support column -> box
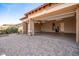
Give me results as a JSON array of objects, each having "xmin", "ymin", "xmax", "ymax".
[
  {"xmin": 76, "ymin": 8, "xmax": 79, "ymax": 43},
  {"xmin": 28, "ymin": 19, "xmax": 34, "ymax": 36},
  {"xmin": 22, "ymin": 22, "xmax": 27, "ymax": 34}
]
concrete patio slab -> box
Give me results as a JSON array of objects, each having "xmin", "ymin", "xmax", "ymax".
[{"xmin": 0, "ymin": 33, "xmax": 79, "ymax": 56}]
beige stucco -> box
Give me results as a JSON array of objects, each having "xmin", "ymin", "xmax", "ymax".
[
  {"xmin": 76, "ymin": 8, "xmax": 79, "ymax": 43},
  {"xmin": 34, "ymin": 16, "xmax": 76, "ymax": 33},
  {"xmin": 28, "ymin": 19, "xmax": 34, "ymax": 35},
  {"xmin": 34, "ymin": 23, "xmax": 41, "ymax": 32},
  {"xmin": 64, "ymin": 16, "xmax": 76, "ymax": 33},
  {"xmin": 22, "ymin": 22, "xmax": 28, "ymax": 34}
]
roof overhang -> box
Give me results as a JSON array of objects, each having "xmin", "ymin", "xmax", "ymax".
[
  {"xmin": 24, "ymin": 3, "xmax": 54, "ymax": 16},
  {"xmin": 35, "ymin": 11, "xmax": 75, "ymax": 21},
  {"xmin": 32, "ymin": 4, "xmax": 78, "ymax": 21},
  {"xmin": 30, "ymin": 4, "xmax": 78, "ymax": 19},
  {"xmin": 20, "ymin": 3, "xmax": 58, "ymax": 20},
  {"xmin": 20, "ymin": 3, "xmax": 78, "ymax": 21}
]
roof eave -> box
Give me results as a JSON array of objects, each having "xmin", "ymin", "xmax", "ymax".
[{"xmin": 24, "ymin": 3, "xmax": 50, "ymax": 16}]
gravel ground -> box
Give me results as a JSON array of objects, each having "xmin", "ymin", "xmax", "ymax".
[{"xmin": 0, "ymin": 33, "xmax": 79, "ymax": 56}]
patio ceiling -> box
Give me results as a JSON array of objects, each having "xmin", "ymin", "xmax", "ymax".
[
  {"xmin": 33, "ymin": 4, "xmax": 78, "ymax": 21},
  {"xmin": 33, "ymin": 11, "xmax": 75, "ymax": 21}
]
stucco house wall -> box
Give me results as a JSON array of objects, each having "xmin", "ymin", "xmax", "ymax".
[
  {"xmin": 64, "ymin": 16, "xmax": 76, "ymax": 33},
  {"xmin": 37, "ymin": 16, "xmax": 76, "ymax": 33},
  {"xmin": 34, "ymin": 23, "xmax": 41, "ymax": 32}
]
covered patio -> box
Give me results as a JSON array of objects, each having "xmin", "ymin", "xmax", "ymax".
[{"xmin": 21, "ymin": 3, "xmax": 78, "ymax": 43}]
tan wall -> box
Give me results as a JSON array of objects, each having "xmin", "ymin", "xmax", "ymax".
[
  {"xmin": 41, "ymin": 21, "xmax": 53, "ymax": 32},
  {"xmin": 22, "ymin": 22, "xmax": 28, "ymax": 34},
  {"xmin": 40, "ymin": 21, "xmax": 61, "ymax": 32},
  {"xmin": 40, "ymin": 16, "xmax": 76, "ymax": 33},
  {"xmin": 34, "ymin": 23, "xmax": 41, "ymax": 32},
  {"xmin": 64, "ymin": 16, "xmax": 76, "ymax": 33}
]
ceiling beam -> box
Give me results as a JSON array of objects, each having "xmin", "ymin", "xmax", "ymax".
[{"xmin": 35, "ymin": 11, "xmax": 75, "ymax": 21}]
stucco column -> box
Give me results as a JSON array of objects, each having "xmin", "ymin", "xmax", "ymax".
[
  {"xmin": 22, "ymin": 22, "xmax": 27, "ymax": 34},
  {"xmin": 76, "ymin": 8, "xmax": 79, "ymax": 43},
  {"xmin": 28, "ymin": 19, "xmax": 34, "ymax": 35}
]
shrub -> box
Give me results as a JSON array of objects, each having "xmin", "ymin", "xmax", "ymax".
[
  {"xmin": 0, "ymin": 29, "xmax": 6, "ymax": 34},
  {"xmin": 6, "ymin": 27, "xmax": 18, "ymax": 34}
]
